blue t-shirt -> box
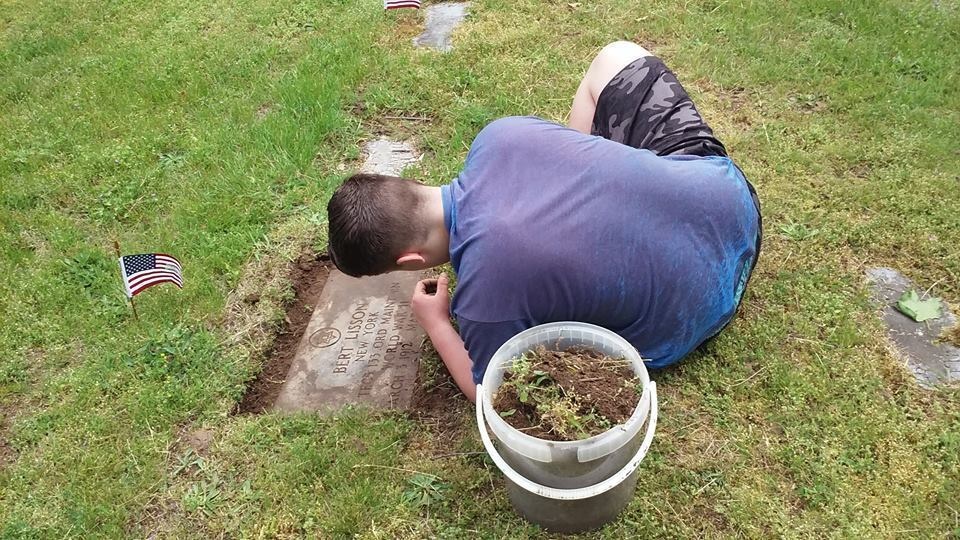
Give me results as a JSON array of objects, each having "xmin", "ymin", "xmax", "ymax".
[{"xmin": 441, "ymin": 117, "xmax": 759, "ymax": 384}]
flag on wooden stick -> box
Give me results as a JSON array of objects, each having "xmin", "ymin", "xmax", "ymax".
[
  {"xmin": 385, "ymin": 0, "xmax": 420, "ymax": 9},
  {"xmin": 119, "ymin": 253, "xmax": 183, "ymax": 298}
]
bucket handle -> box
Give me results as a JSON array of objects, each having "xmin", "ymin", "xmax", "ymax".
[{"xmin": 476, "ymin": 382, "xmax": 657, "ymax": 501}]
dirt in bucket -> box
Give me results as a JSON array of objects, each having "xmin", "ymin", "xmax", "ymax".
[{"xmin": 491, "ymin": 345, "xmax": 641, "ymax": 442}]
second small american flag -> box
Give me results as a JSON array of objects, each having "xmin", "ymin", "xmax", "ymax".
[{"xmin": 384, "ymin": 0, "xmax": 420, "ymax": 9}]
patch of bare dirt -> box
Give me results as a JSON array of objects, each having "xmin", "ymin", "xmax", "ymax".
[
  {"xmin": 234, "ymin": 253, "xmax": 332, "ymax": 414},
  {"xmin": 409, "ymin": 339, "xmax": 469, "ymax": 445},
  {"xmin": 182, "ymin": 428, "xmax": 214, "ymax": 455}
]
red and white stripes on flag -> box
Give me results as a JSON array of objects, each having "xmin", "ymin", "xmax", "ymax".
[
  {"xmin": 119, "ymin": 253, "xmax": 183, "ymax": 298},
  {"xmin": 385, "ymin": 0, "xmax": 420, "ymax": 9}
]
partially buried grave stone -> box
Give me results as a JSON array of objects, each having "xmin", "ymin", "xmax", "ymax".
[
  {"xmin": 273, "ymin": 270, "xmax": 426, "ymax": 412},
  {"xmin": 866, "ymin": 267, "xmax": 960, "ymax": 388},
  {"xmin": 360, "ymin": 137, "xmax": 418, "ymax": 177},
  {"xmin": 413, "ymin": 3, "xmax": 470, "ymax": 52},
  {"xmin": 271, "ymin": 136, "xmax": 427, "ymax": 413}
]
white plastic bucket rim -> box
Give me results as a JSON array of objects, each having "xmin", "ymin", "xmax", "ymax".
[
  {"xmin": 480, "ymin": 322, "xmax": 653, "ymax": 463},
  {"xmin": 476, "ymin": 381, "xmax": 658, "ymax": 501},
  {"xmin": 475, "ymin": 322, "xmax": 659, "ymax": 501}
]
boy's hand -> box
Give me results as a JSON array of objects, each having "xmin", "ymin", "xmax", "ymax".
[{"xmin": 411, "ymin": 273, "xmax": 450, "ymax": 331}]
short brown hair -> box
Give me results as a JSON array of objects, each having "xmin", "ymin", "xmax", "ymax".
[{"xmin": 327, "ymin": 173, "xmax": 426, "ymax": 277}]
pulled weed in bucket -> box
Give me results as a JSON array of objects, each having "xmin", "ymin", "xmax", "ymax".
[{"xmin": 492, "ymin": 345, "xmax": 641, "ymax": 441}]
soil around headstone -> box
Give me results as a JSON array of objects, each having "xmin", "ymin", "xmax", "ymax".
[
  {"xmin": 492, "ymin": 346, "xmax": 641, "ymax": 441},
  {"xmin": 270, "ymin": 270, "xmax": 425, "ymax": 413},
  {"xmin": 411, "ymin": 372, "xmax": 462, "ymax": 421},
  {"xmin": 235, "ymin": 253, "xmax": 331, "ymax": 414},
  {"xmin": 410, "ymin": 340, "xmax": 469, "ymax": 440}
]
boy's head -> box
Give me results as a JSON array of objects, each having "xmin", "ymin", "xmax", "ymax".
[{"xmin": 327, "ymin": 173, "xmax": 430, "ymax": 277}]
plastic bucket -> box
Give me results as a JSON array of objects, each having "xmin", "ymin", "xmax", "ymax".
[{"xmin": 476, "ymin": 322, "xmax": 658, "ymax": 533}]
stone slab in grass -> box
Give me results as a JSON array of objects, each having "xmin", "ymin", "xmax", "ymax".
[
  {"xmin": 273, "ymin": 270, "xmax": 426, "ymax": 413},
  {"xmin": 360, "ymin": 137, "xmax": 419, "ymax": 177},
  {"xmin": 866, "ymin": 267, "xmax": 960, "ymax": 388},
  {"xmin": 413, "ymin": 2, "xmax": 470, "ymax": 52}
]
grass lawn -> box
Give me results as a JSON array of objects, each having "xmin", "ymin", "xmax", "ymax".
[{"xmin": 2, "ymin": 0, "xmax": 959, "ymax": 537}]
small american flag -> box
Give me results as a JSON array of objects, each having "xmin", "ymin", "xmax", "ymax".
[
  {"xmin": 385, "ymin": 0, "xmax": 420, "ymax": 9},
  {"xmin": 119, "ymin": 253, "xmax": 183, "ymax": 298}
]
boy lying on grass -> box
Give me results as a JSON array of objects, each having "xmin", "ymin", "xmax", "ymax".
[{"xmin": 327, "ymin": 41, "xmax": 762, "ymax": 402}]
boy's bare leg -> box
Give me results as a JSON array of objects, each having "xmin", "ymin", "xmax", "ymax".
[{"xmin": 568, "ymin": 41, "xmax": 653, "ymax": 134}]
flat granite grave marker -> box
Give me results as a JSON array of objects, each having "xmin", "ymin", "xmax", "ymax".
[
  {"xmin": 273, "ymin": 270, "xmax": 426, "ymax": 413},
  {"xmin": 413, "ymin": 2, "xmax": 470, "ymax": 52},
  {"xmin": 866, "ymin": 267, "xmax": 960, "ymax": 388},
  {"xmin": 272, "ymin": 126, "xmax": 429, "ymax": 413},
  {"xmin": 360, "ymin": 137, "xmax": 418, "ymax": 176}
]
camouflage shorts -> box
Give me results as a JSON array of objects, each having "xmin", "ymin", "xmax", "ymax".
[{"xmin": 591, "ymin": 55, "xmax": 727, "ymax": 157}]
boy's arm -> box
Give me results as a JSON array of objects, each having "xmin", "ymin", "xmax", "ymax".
[
  {"xmin": 422, "ymin": 317, "xmax": 476, "ymax": 403},
  {"xmin": 411, "ymin": 274, "xmax": 476, "ymax": 402}
]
